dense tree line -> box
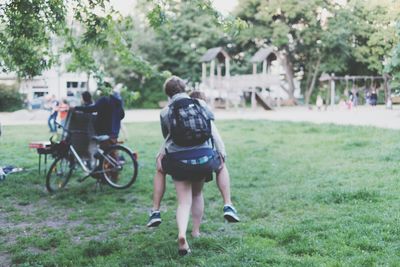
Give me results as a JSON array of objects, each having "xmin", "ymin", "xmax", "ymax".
[{"xmin": 0, "ymin": 0, "xmax": 398, "ymax": 108}]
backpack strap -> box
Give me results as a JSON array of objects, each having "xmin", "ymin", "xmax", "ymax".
[{"xmin": 164, "ymin": 134, "xmax": 170, "ymax": 155}]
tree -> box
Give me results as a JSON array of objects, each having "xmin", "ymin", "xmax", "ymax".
[
  {"xmin": 336, "ymin": 1, "xmax": 398, "ymax": 76},
  {"xmin": 64, "ymin": 6, "xmax": 155, "ymax": 93},
  {"xmin": 386, "ymin": 22, "xmax": 400, "ymax": 91},
  {"xmin": 0, "ymin": 0, "xmax": 124, "ymax": 78},
  {"xmin": 0, "ymin": 0, "xmax": 66, "ymax": 77},
  {"xmin": 143, "ymin": 0, "xmax": 247, "ymax": 83},
  {"xmin": 95, "ymin": 0, "xmax": 246, "ymax": 107},
  {"xmin": 0, "ymin": 0, "xmax": 245, "ymax": 106},
  {"xmin": 236, "ymin": 0, "xmax": 331, "ymax": 102},
  {"xmin": 235, "ymin": 0, "xmax": 398, "ymax": 104},
  {"xmin": 151, "ymin": 1, "xmax": 228, "ymax": 83}
]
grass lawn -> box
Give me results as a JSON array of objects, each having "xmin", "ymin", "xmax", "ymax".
[{"xmin": 1, "ymin": 120, "xmax": 400, "ymax": 266}]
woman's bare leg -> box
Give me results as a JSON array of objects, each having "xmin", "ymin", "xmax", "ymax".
[
  {"xmin": 174, "ymin": 180, "xmax": 192, "ymax": 251},
  {"xmin": 191, "ymin": 179, "xmax": 205, "ymax": 237}
]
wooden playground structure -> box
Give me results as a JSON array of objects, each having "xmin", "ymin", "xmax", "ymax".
[
  {"xmin": 198, "ymin": 47, "xmax": 392, "ymax": 110},
  {"xmin": 198, "ymin": 47, "xmax": 301, "ymax": 110}
]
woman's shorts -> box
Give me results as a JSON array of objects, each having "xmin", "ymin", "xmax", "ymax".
[{"xmin": 162, "ymin": 151, "xmax": 222, "ymax": 182}]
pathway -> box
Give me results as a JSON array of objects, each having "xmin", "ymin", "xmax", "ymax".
[{"xmin": 1, "ymin": 105, "xmax": 400, "ymax": 130}]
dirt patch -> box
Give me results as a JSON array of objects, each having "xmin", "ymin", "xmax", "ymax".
[{"xmin": 2, "ymin": 198, "xmax": 84, "ymax": 229}]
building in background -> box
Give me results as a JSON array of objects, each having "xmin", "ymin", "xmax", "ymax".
[
  {"xmin": 0, "ymin": 65, "xmax": 98, "ymax": 109},
  {"xmin": 19, "ymin": 69, "xmax": 97, "ymax": 102}
]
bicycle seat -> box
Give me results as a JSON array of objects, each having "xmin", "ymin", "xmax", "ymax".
[{"xmin": 92, "ymin": 135, "xmax": 110, "ymax": 142}]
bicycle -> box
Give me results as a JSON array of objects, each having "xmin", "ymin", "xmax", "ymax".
[{"xmin": 46, "ymin": 122, "xmax": 138, "ymax": 193}]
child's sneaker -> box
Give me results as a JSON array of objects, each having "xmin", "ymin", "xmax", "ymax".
[
  {"xmin": 147, "ymin": 210, "xmax": 162, "ymax": 227},
  {"xmin": 223, "ymin": 205, "xmax": 240, "ymax": 223}
]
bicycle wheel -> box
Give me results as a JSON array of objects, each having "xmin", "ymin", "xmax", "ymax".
[
  {"xmin": 100, "ymin": 145, "xmax": 138, "ymax": 189},
  {"xmin": 46, "ymin": 157, "xmax": 74, "ymax": 193}
]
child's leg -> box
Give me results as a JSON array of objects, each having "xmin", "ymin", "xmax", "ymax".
[
  {"xmin": 216, "ymin": 164, "xmax": 232, "ymax": 206},
  {"xmin": 152, "ymin": 169, "xmax": 166, "ymax": 211}
]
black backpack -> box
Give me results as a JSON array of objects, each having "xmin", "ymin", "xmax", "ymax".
[{"xmin": 168, "ymin": 98, "xmax": 212, "ymax": 147}]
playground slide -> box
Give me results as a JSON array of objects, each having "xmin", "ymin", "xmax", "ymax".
[{"xmin": 255, "ymin": 92, "xmax": 273, "ymax": 110}]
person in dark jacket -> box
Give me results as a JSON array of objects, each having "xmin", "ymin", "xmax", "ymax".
[
  {"xmin": 74, "ymin": 85, "xmax": 125, "ymax": 181},
  {"xmin": 75, "ymin": 86, "xmax": 125, "ymax": 139}
]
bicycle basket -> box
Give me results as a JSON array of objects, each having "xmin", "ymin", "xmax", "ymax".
[{"xmin": 50, "ymin": 140, "xmax": 69, "ymax": 158}]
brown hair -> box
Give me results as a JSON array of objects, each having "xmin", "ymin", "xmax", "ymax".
[
  {"xmin": 189, "ymin": 91, "xmax": 206, "ymax": 101},
  {"xmin": 163, "ymin": 76, "xmax": 186, "ymax": 97}
]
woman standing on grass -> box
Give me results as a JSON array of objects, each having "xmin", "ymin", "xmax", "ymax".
[{"xmin": 156, "ymin": 76, "xmax": 224, "ymax": 256}]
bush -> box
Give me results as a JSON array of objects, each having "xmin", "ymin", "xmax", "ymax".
[
  {"xmin": 136, "ymin": 76, "xmax": 166, "ymax": 108},
  {"xmin": 117, "ymin": 71, "xmax": 169, "ymax": 109},
  {"xmin": 120, "ymin": 87, "xmax": 140, "ymax": 109},
  {"xmin": 0, "ymin": 84, "xmax": 24, "ymax": 111}
]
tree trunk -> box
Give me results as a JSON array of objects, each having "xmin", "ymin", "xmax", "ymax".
[
  {"xmin": 304, "ymin": 63, "xmax": 313, "ymax": 104},
  {"xmin": 86, "ymin": 72, "xmax": 90, "ymax": 92},
  {"xmin": 305, "ymin": 57, "xmax": 321, "ymax": 106},
  {"xmin": 281, "ymin": 51, "xmax": 296, "ymax": 102}
]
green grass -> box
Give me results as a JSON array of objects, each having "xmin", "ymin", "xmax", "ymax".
[{"xmin": 1, "ymin": 120, "xmax": 400, "ymax": 266}]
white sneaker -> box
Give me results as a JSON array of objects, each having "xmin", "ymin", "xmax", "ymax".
[{"xmin": 223, "ymin": 205, "xmax": 240, "ymax": 222}]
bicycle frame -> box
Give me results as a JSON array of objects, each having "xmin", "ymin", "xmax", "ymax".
[
  {"xmin": 54, "ymin": 121, "xmax": 122, "ymax": 178},
  {"xmin": 54, "ymin": 121, "xmax": 98, "ymax": 174},
  {"xmin": 69, "ymin": 141, "xmax": 123, "ymax": 176},
  {"xmin": 46, "ymin": 119, "xmax": 138, "ymax": 192},
  {"xmin": 68, "ymin": 144, "xmax": 99, "ymax": 174}
]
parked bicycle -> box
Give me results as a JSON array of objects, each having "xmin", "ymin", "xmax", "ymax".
[{"xmin": 46, "ymin": 123, "xmax": 138, "ymax": 193}]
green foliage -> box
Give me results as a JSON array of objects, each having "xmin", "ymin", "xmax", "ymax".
[
  {"xmin": 146, "ymin": 3, "xmax": 166, "ymax": 28},
  {"xmin": 147, "ymin": 0, "xmax": 247, "ymax": 36},
  {"xmin": 135, "ymin": 73, "xmax": 168, "ymax": 108},
  {"xmin": 386, "ymin": 21, "xmax": 400, "ymax": 89},
  {"xmin": 120, "ymin": 87, "xmax": 140, "ymax": 108},
  {"xmin": 342, "ymin": 1, "xmax": 398, "ymax": 75},
  {"xmin": 64, "ymin": 2, "xmax": 120, "ymax": 90},
  {"xmin": 0, "ymin": 84, "xmax": 24, "ymax": 111},
  {"xmin": 95, "ymin": 15, "xmax": 168, "ymax": 108},
  {"xmin": 148, "ymin": 1, "xmax": 229, "ymax": 83},
  {"xmin": 99, "ymin": 1, "xmax": 237, "ymax": 107},
  {"xmin": 0, "ymin": 0, "xmax": 117, "ymax": 78},
  {"xmin": 138, "ymin": 0, "xmax": 248, "ymax": 95},
  {"xmin": 235, "ymin": 0, "xmax": 398, "ymax": 103},
  {"xmin": 236, "ymin": 0, "xmax": 332, "ymax": 99},
  {"xmin": 0, "ymin": 0, "xmax": 66, "ymax": 77},
  {"xmin": 0, "ymin": 0, "xmax": 155, "ymax": 82},
  {"xmin": 0, "ymin": 0, "xmax": 244, "ymax": 106},
  {"xmin": 3, "ymin": 0, "xmax": 397, "ymax": 106}
]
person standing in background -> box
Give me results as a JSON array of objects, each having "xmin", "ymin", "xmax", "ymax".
[
  {"xmin": 316, "ymin": 95, "xmax": 323, "ymax": 111},
  {"xmin": 47, "ymin": 95, "xmax": 59, "ymax": 132},
  {"xmin": 81, "ymin": 91, "xmax": 93, "ymax": 106},
  {"xmin": 74, "ymin": 83, "xmax": 125, "ymax": 140},
  {"xmin": 57, "ymin": 99, "xmax": 70, "ymax": 127}
]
